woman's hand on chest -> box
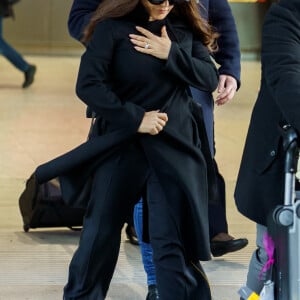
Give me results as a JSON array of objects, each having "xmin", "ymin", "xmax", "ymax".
[{"xmin": 129, "ymin": 26, "xmax": 171, "ymax": 60}]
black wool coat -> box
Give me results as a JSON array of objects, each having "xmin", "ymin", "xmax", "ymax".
[
  {"xmin": 36, "ymin": 7, "xmax": 219, "ymax": 261},
  {"xmin": 235, "ymin": 0, "xmax": 300, "ymax": 226}
]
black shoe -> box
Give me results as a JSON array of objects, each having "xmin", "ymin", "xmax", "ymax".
[
  {"xmin": 22, "ymin": 65, "xmax": 36, "ymax": 88},
  {"xmin": 146, "ymin": 285, "xmax": 159, "ymax": 300},
  {"xmin": 125, "ymin": 224, "xmax": 139, "ymax": 245},
  {"xmin": 210, "ymin": 238, "xmax": 248, "ymax": 257}
]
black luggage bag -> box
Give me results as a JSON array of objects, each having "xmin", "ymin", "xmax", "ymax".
[
  {"xmin": 19, "ymin": 173, "xmax": 86, "ymax": 232},
  {"xmin": 267, "ymin": 125, "xmax": 300, "ymax": 300}
]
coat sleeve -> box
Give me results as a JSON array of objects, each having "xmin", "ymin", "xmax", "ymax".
[
  {"xmin": 208, "ymin": 0, "xmax": 241, "ymax": 88},
  {"xmin": 164, "ymin": 37, "xmax": 219, "ymax": 93},
  {"xmin": 76, "ymin": 20, "xmax": 145, "ymax": 131},
  {"xmin": 262, "ymin": 4, "xmax": 300, "ymax": 132},
  {"xmin": 68, "ymin": 0, "xmax": 100, "ymax": 41}
]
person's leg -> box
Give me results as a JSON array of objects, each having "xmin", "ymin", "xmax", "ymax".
[
  {"xmin": 245, "ymin": 224, "xmax": 268, "ymax": 295},
  {"xmin": 209, "ymin": 160, "xmax": 248, "ymax": 256},
  {"xmin": 0, "ymin": 16, "xmax": 29, "ymax": 72},
  {"xmin": 63, "ymin": 159, "xmax": 124, "ymax": 299},
  {"xmin": 64, "ymin": 144, "xmax": 149, "ymax": 299},
  {"xmin": 133, "ymin": 199, "xmax": 158, "ymax": 300},
  {"xmin": 208, "ymin": 165, "xmax": 228, "ymax": 238},
  {"xmin": 0, "ymin": 16, "xmax": 36, "ymax": 88},
  {"xmin": 147, "ymin": 173, "xmax": 211, "ymax": 300},
  {"xmin": 133, "ymin": 199, "xmax": 157, "ymax": 287},
  {"xmin": 190, "ymin": 87, "xmax": 248, "ymax": 255}
]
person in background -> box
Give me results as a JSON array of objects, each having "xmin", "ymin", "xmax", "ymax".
[
  {"xmin": 0, "ymin": 0, "xmax": 36, "ymax": 88},
  {"xmin": 235, "ymin": 0, "xmax": 300, "ymax": 296},
  {"xmin": 36, "ymin": 0, "xmax": 220, "ymax": 299},
  {"xmin": 68, "ymin": 0, "xmax": 248, "ymax": 299},
  {"xmin": 192, "ymin": 0, "xmax": 247, "ymax": 257}
]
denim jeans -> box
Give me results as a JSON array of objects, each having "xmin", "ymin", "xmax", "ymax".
[
  {"xmin": 133, "ymin": 198, "xmax": 156, "ymax": 286},
  {"xmin": 0, "ymin": 16, "xmax": 29, "ymax": 72}
]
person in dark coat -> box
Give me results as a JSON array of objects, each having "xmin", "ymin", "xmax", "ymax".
[
  {"xmin": 67, "ymin": 0, "xmax": 247, "ymax": 299},
  {"xmin": 36, "ymin": 0, "xmax": 220, "ymax": 299},
  {"xmin": 67, "ymin": 0, "xmax": 248, "ymax": 255},
  {"xmin": 0, "ymin": 0, "xmax": 36, "ymax": 88},
  {"xmin": 235, "ymin": 0, "xmax": 300, "ymax": 295},
  {"xmin": 194, "ymin": 0, "xmax": 247, "ymax": 258}
]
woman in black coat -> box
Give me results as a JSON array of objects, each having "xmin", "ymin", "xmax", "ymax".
[
  {"xmin": 36, "ymin": 0, "xmax": 219, "ymax": 298},
  {"xmin": 235, "ymin": 0, "xmax": 300, "ymax": 295}
]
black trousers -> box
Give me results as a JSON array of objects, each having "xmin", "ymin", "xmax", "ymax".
[
  {"xmin": 208, "ymin": 164, "xmax": 228, "ymax": 238},
  {"xmin": 63, "ymin": 142, "xmax": 211, "ymax": 300}
]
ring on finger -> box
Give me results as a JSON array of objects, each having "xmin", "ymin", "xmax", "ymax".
[{"xmin": 145, "ymin": 42, "xmax": 150, "ymax": 49}]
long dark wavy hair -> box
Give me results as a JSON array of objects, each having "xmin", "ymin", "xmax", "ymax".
[{"xmin": 82, "ymin": 0, "xmax": 219, "ymax": 52}]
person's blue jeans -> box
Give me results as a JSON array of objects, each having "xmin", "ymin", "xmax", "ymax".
[
  {"xmin": 133, "ymin": 198, "xmax": 156, "ymax": 286},
  {"xmin": 0, "ymin": 16, "xmax": 30, "ymax": 72}
]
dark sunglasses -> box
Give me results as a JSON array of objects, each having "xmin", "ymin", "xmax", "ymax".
[{"xmin": 148, "ymin": 0, "xmax": 190, "ymax": 5}]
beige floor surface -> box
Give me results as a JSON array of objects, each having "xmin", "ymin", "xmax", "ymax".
[{"xmin": 0, "ymin": 55, "xmax": 261, "ymax": 300}]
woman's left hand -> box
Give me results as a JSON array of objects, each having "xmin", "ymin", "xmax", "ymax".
[{"xmin": 129, "ymin": 26, "xmax": 171, "ymax": 60}]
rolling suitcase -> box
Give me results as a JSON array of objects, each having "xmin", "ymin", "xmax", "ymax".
[
  {"xmin": 18, "ymin": 117, "xmax": 96, "ymax": 233},
  {"xmin": 19, "ymin": 173, "xmax": 86, "ymax": 232},
  {"xmin": 267, "ymin": 125, "xmax": 300, "ymax": 300}
]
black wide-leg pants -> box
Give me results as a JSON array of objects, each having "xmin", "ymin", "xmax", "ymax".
[{"xmin": 63, "ymin": 141, "xmax": 211, "ymax": 300}]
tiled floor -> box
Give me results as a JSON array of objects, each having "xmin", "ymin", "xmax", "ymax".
[{"xmin": 0, "ymin": 55, "xmax": 261, "ymax": 300}]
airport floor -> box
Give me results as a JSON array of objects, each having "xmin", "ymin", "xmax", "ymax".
[{"xmin": 0, "ymin": 55, "xmax": 261, "ymax": 300}]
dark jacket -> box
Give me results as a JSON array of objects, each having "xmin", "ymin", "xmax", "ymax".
[
  {"xmin": 36, "ymin": 6, "xmax": 219, "ymax": 261},
  {"xmin": 68, "ymin": 0, "xmax": 241, "ymax": 85},
  {"xmin": 200, "ymin": 0, "xmax": 240, "ymax": 86},
  {"xmin": 234, "ymin": 0, "xmax": 300, "ymax": 226}
]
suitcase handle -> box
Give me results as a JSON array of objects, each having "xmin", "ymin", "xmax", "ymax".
[
  {"xmin": 281, "ymin": 125, "xmax": 298, "ymax": 174},
  {"xmin": 280, "ymin": 125, "xmax": 299, "ymax": 206}
]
